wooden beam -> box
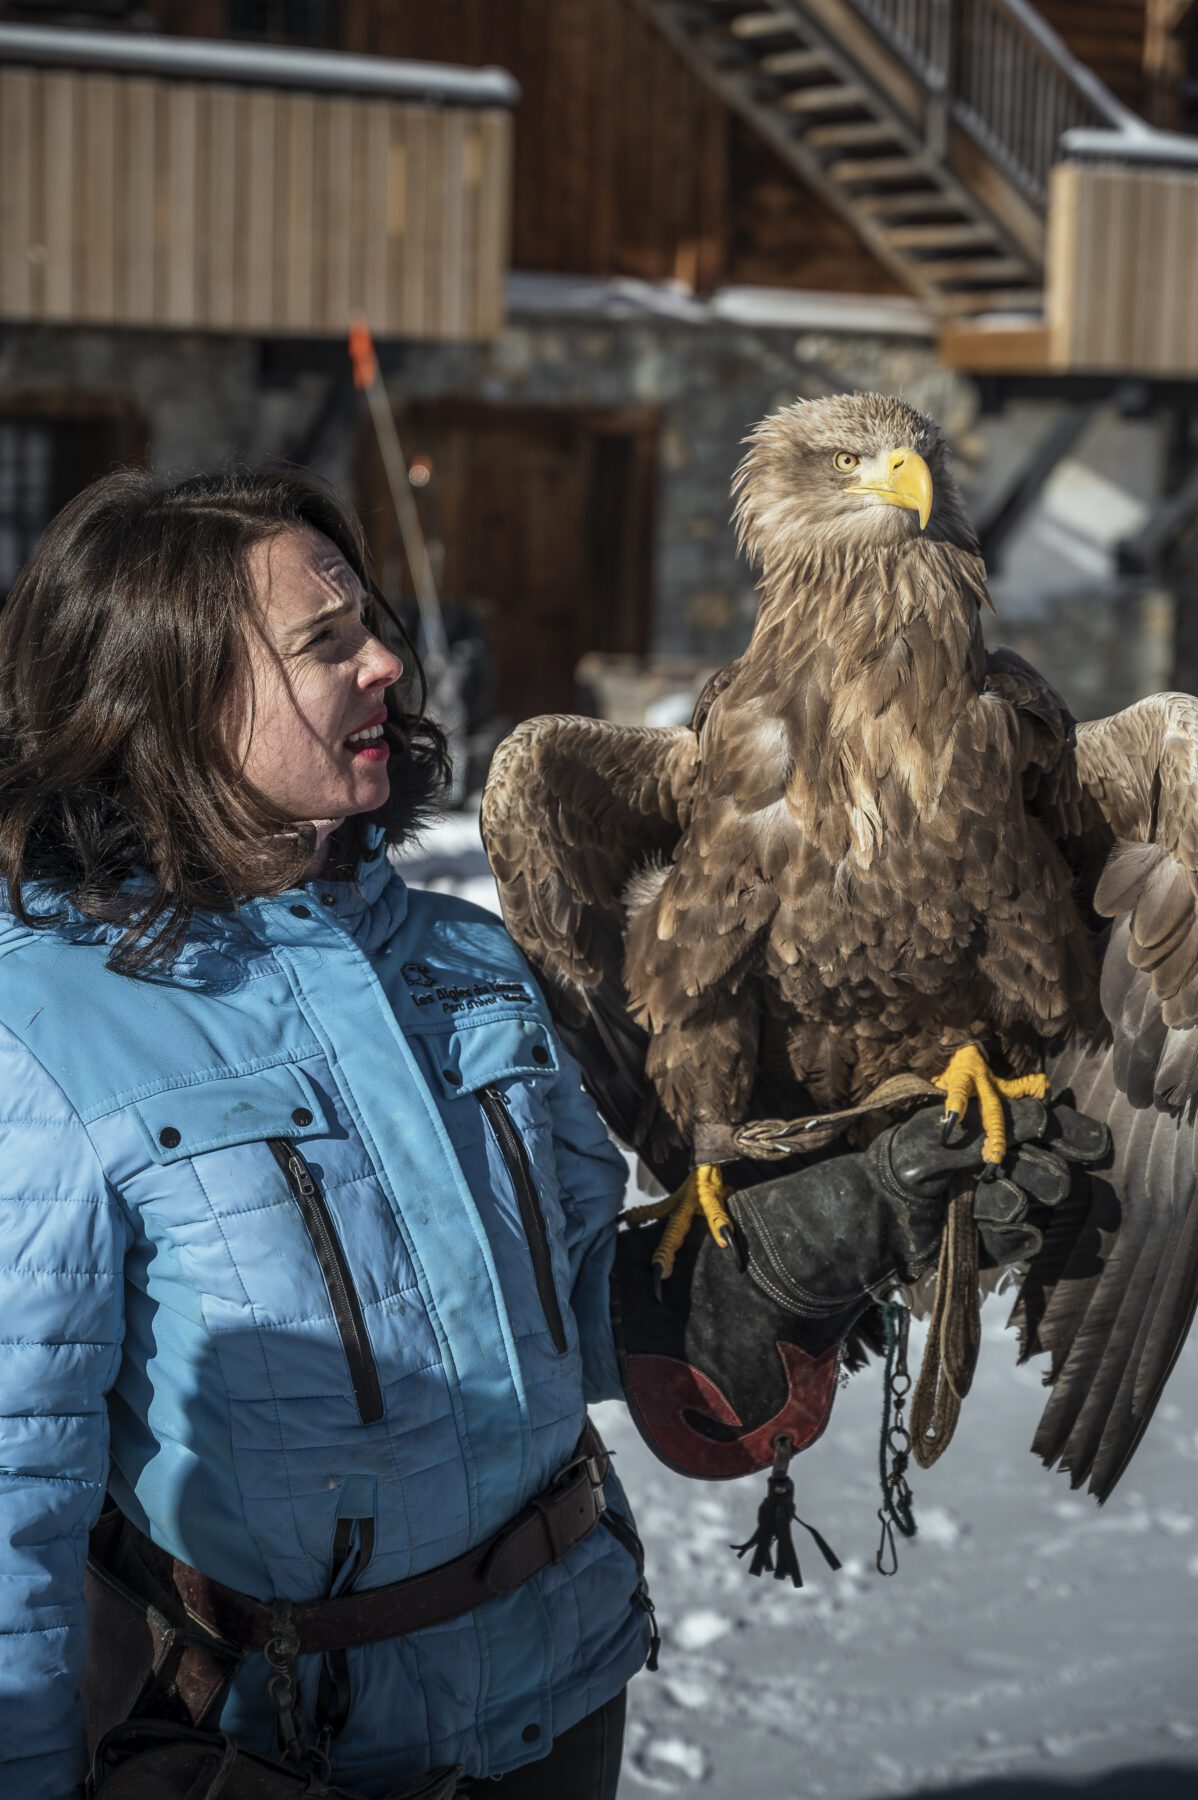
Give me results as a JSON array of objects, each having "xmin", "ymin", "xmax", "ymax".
[{"xmin": 938, "ymin": 319, "xmax": 1052, "ymax": 372}]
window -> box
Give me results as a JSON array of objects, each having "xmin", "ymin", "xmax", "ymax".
[
  {"xmin": 225, "ymin": 0, "xmax": 337, "ymax": 45},
  {"xmin": 2, "ymin": 2, "xmax": 147, "ymax": 19},
  {"xmin": 0, "ymin": 422, "xmax": 54, "ymax": 601},
  {"xmin": 0, "ymin": 401, "xmax": 147, "ymax": 604}
]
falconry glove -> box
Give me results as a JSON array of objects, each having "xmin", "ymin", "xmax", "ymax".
[{"xmin": 612, "ymin": 1095, "xmax": 1111, "ymax": 1486}]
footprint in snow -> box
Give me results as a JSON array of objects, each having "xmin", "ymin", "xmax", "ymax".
[{"xmin": 631, "ymin": 1735, "xmax": 712, "ymax": 1789}]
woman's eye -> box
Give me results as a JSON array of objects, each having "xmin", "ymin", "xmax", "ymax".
[
  {"xmin": 307, "ymin": 612, "xmax": 366, "ymax": 651},
  {"xmin": 834, "ymin": 451, "xmax": 861, "ymax": 474}
]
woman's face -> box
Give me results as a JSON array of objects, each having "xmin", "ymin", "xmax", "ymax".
[{"xmin": 240, "ymin": 527, "xmax": 403, "ymax": 856}]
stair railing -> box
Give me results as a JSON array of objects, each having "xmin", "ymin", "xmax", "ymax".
[{"xmin": 844, "ymin": 0, "xmax": 1135, "ymax": 207}]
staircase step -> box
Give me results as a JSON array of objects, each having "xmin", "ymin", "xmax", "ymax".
[
  {"xmin": 935, "ymin": 288, "xmax": 1045, "ymax": 316},
  {"xmin": 804, "ymin": 119, "xmax": 902, "ymax": 148},
  {"xmin": 855, "ymin": 191, "xmax": 969, "ymax": 217},
  {"xmin": 758, "ymin": 48, "xmax": 830, "ymax": 77},
  {"xmin": 884, "ymin": 221, "xmax": 997, "ymax": 248},
  {"xmin": 828, "ymin": 155, "xmax": 926, "ymax": 182},
  {"xmin": 916, "ymin": 255, "xmax": 1032, "ymax": 282},
  {"xmin": 779, "ymin": 83, "xmax": 868, "ymax": 113},
  {"xmin": 729, "ymin": 10, "xmax": 797, "ymax": 36}
]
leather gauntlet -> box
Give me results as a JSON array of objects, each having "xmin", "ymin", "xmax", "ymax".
[{"xmin": 613, "ymin": 1096, "xmax": 1110, "ymax": 1482}]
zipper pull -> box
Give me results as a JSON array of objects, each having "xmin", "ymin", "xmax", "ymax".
[{"xmin": 286, "ymin": 1151, "xmax": 316, "ymax": 1198}]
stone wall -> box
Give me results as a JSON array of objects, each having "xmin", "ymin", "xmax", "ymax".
[{"xmin": 0, "ymin": 297, "xmax": 1172, "ymax": 724}]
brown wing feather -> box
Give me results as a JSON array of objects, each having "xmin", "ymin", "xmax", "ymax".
[
  {"xmin": 1009, "ymin": 694, "xmax": 1198, "ymax": 1499},
  {"xmin": 481, "ymin": 713, "xmax": 699, "ymax": 1182}
]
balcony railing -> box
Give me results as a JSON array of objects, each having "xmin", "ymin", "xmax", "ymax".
[
  {"xmin": 846, "ymin": 0, "xmax": 1133, "ymax": 205},
  {"xmin": 0, "ymin": 23, "xmax": 518, "ymax": 340}
]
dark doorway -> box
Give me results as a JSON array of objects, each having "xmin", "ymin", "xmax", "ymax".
[{"xmin": 358, "ymin": 401, "xmax": 658, "ymax": 725}]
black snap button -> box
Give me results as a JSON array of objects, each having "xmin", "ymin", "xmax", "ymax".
[
  {"xmin": 291, "ymin": 1107, "xmax": 313, "ymax": 1127},
  {"xmin": 442, "ymin": 1068, "xmax": 462, "ymax": 1088},
  {"xmin": 158, "ymin": 1126, "xmax": 181, "ymax": 1149},
  {"xmin": 290, "ymin": 904, "xmax": 311, "ymax": 919},
  {"xmin": 321, "ymin": 894, "xmax": 336, "ymax": 907},
  {"xmin": 531, "ymin": 1043, "xmax": 550, "ymax": 1065},
  {"xmin": 521, "ymin": 1724, "xmax": 541, "ymax": 1744}
]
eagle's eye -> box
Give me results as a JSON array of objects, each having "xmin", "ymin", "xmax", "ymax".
[{"xmin": 833, "ymin": 451, "xmax": 860, "ymax": 474}]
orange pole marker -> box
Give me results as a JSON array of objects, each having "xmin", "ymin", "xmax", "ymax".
[{"xmin": 348, "ymin": 317, "xmax": 378, "ymax": 391}]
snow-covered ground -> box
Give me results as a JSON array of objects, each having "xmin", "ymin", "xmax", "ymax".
[{"xmin": 395, "ymin": 812, "xmax": 1198, "ymax": 1800}]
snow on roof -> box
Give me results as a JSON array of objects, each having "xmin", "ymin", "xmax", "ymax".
[
  {"xmin": 505, "ymin": 272, "xmax": 934, "ymax": 340},
  {"xmin": 0, "ymin": 22, "xmax": 519, "ymax": 108}
]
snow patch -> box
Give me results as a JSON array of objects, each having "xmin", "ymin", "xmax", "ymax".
[{"xmin": 673, "ymin": 1610, "xmax": 733, "ymax": 1652}]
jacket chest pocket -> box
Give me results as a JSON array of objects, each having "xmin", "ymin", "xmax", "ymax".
[
  {"xmin": 130, "ymin": 1064, "xmax": 386, "ymax": 1425},
  {"xmin": 422, "ymin": 1018, "xmax": 569, "ymax": 1357}
]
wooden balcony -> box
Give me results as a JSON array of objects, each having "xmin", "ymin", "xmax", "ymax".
[
  {"xmin": 941, "ymin": 142, "xmax": 1198, "ymax": 378},
  {"xmin": 0, "ymin": 24, "xmax": 516, "ymax": 341}
]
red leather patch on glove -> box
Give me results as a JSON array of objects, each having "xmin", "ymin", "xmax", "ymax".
[{"xmin": 623, "ymin": 1341, "xmax": 840, "ymax": 1480}]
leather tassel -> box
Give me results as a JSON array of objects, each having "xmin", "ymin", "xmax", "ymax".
[{"xmin": 730, "ymin": 1435, "xmax": 841, "ymax": 1588}]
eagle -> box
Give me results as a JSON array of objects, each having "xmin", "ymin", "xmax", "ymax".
[{"xmin": 481, "ymin": 391, "xmax": 1198, "ymax": 1502}]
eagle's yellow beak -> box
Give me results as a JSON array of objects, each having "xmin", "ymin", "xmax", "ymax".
[{"xmin": 845, "ymin": 447, "xmax": 933, "ymax": 531}]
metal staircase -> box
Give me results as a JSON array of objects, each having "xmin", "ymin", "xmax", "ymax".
[{"xmin": 628, "ymin": 0, "xmax": 1136, "ymax": 315}]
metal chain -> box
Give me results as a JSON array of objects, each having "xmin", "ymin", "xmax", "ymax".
[{"xmin": 877, "ymin": 1298, "xmax": 918, "ymax": 1576}]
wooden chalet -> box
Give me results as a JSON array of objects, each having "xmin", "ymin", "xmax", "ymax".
[{"xmin": 2, "ymin": 1, "xmax": 1198, "ymax": 715}]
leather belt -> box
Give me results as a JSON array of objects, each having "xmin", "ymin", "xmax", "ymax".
[{"xmin": 121, "ymin": 1420, "xmax": 610, "ymax": 1657}]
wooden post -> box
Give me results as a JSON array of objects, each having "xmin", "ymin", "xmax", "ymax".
[{"xmin": 1164, "ymin": 408, "xmax": 1198, "ymax": 696}]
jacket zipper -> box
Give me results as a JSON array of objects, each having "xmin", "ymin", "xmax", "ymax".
[
  {"xmin": 477, "ymin": 1086, "xmax": 569, "ymax": 1355},
  {"xmin": 268, "ymin": 1138, "xmax": 385, "ymax": 1425}
]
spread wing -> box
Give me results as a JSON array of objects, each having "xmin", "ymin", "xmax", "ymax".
[
  {"xmin": 481, "ymin": 714, "xmax": 699, "ymax": 1183},
  {"xmin": 1012, "ymin": 693, "xmax": 1198, "ymax": 1499}
]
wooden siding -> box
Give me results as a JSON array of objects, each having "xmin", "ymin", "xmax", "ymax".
[
  {"xmin": 1046, "ymin": 159, "xmax": 1198, "ymax": 372},
  {"xmin": 93, "ymin": 0, "xmax": 921, "ymax": 294},
  {"xmin": 212, "ymin": 0, "xmax": 889, "ymax": 296},
  {"xmin": 0, "ymin": 61, "xmax": 511, "ymax": 338},
  {"xmin": 1030, "ymin": 3, "xmax": 1152, "ymax": 118}
]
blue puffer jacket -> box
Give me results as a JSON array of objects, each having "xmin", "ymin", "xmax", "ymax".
[{"xmin": 0, "ymin": 828, "xmax": 648, "ymax": 1797}]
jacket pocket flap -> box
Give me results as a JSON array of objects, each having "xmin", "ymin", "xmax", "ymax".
[
  {"xmin": 426, "ymin": 1017, "xmax": 559, "ymax": 1099},
  {"xmin": 130, "ymin": 1064, "xmax": 329, "ymax": 1164}
]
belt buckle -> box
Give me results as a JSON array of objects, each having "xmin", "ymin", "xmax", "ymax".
[
  {"xmin": 555, "ymin": 1446, "xmax": 607, "ymax": 1519},
  {"xmin": 583, "ymin": 1451, "xmax": 608, "ymax": 1518}
]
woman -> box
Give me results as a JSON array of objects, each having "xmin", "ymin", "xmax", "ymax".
[{"xmin": 0, "ymin": 468, "xmax": 648, "ymax": 1798}]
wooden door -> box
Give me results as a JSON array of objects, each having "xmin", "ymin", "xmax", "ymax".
[{"xmin": 359, "ymin": 402, "xmax": 657, "ymax": 723}]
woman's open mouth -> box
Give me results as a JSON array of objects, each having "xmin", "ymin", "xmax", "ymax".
[{"xmin": 343, "ymin": 718, "xmax": 391, "ymax": 763}]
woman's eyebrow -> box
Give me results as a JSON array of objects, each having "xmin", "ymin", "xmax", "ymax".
[{"xmin": 283, "ymin": 559, "xmax": 367, "ymax": 641}]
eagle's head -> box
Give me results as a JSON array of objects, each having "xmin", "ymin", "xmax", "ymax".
[{"xmin": 733, "ymin": 392, "xmax": 978, "ymax": 576}]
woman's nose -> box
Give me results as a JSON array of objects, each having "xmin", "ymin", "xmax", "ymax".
[{"xmin": 362, "ymin": 635, "xmax": 403, "ymax": 688}]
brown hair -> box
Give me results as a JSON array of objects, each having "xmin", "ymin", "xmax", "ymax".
[{"xmin": 0, "ymin": 465, "xmax": 449, "ymax": 974}]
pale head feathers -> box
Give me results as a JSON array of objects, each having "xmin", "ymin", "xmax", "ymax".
[
  {"xmin": 733, "ymin": 392, "xmax": 980, "ymax": 578},
  {"xmin": 719, "ymin": 394, "xmax": 994, "ymax": 862}
]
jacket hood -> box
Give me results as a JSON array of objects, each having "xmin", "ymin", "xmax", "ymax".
[{"xmin": 0, "ymin": 822, "xmax": 410, "ymax": 986}]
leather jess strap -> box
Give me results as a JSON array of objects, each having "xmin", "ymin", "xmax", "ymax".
[{"xmin": 152, "ymin": 1422, "xmax": 610, "ymax": 1656}]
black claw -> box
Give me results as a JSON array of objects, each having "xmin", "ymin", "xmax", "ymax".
[
  {"xmin": 941, "ymin": 1111, "xmax": 960, "ymax": 1145},
  {"xmin": 981, "ymin": 1161, "xmax": 1002, "ymax": 1183},
  {"xmin": 652, "ymin": 1263, "xmax": 665, "ymax": 1304},
  {"xmin": 719, "ymin": 1222, "xmax": 749, "ymax": 1274}
]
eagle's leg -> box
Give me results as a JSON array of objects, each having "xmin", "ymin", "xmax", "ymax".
[
  {"xmin": 625, "ymin": 1164, "xmax": 735, "ymax": 1295},
  {"xmin": 651, "ymin": 1164, "xmax": 733, "ymax": 1290},
  {"xmin": 932, "ymin": 1044, "xmax": 1049, "ymax": 1174}
]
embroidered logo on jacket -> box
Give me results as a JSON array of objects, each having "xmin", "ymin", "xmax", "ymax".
[{"xmin": 401, "ymin": 961, "xmax": 534, "ymax": 1017}]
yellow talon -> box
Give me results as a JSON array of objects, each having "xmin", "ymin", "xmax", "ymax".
[
  {"xmin": 931, "ymin": 1045, "xmax": 1049, "ymax": 1166},
  {"xmin": 649, "ymin": 1164, "xmax": 732, "ymax": 1284}
]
